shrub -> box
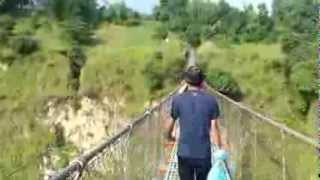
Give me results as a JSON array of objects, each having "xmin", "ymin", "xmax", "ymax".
[
  {"xmin": 206, "ymin": 68, "xmax": 243, "ymax": 101},
  {"xmin": 64, "ymin": 18, "xmax": 93, "ymax": 44},
  {"xmin": 202, "ymin": 26, "xmax": 217, "ymax": 39},
  {"xmin": 169, "ymin": 17, "xmax": 188, "ymax": 32},
  {"xmin": 0, "ymin": 48, "xmax": 16, "ymax": 65},
  {"xmin": 0, "ymin": 15, "xmax": 15, "ymax": 31},
  {"xmin": 164, "ymin": 57, "xmax": 185, "ymax": 83},
  {"xmin": 10, "ymin": 36, "xmax": 39, "ymax": 55},
  {"xmin": 67, "ymin": 46, "xmax": 86, "ymax": 92},
  {"xmin": 281, "ymin": 33, "xmax": 300, "ymax": 54},
  {"xmin": 290, "ymin": 61, "xmax": 316, "ymax": 115},
  {"xmin": 153, "ymin": 25, "xmax": 168, "ymax": 40},
  {"xmin": 143, "ymin": 51, "xmax": 185, "ymax": 93},
  {"xmin": 0, "ymin": 29, "xmax": 10, "ymax": 43},
  {"xmin": 185, "ymin": 24, "xmax": 202, "ymax": 48},
  {"xmin": 143, "ymin": 52, "xmax": 165, "ymax": 92},
  {"xmin": 124, "ymin": 18, "xmax": 141, "ymax": 26}
]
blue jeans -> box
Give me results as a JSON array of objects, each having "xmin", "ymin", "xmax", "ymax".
[{"xmin": 178, "ymin": 156, "xmax": 212, "ymax": 180}]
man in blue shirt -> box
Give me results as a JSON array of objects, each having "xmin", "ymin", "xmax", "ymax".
[{"xmin": 166, "ymin": 66, "xmax": 222, "ymax": 180}]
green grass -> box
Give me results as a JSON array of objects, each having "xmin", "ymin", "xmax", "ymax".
[
  {"xmin": 81, "ymin": 21, "xmax": 182, "ymax": 116},
  {"xmin": 198, "ymin": 41, "xmax": 315, "ymax": 135},
  {"xmin": 0, "ymin": 19, "xmax": 183, "ymax": 179},
  {"xmin": 0, "ymin": 16, "xmax": 315, "ymax": 179},
  {"xmin": 0, "ymin": 18, "xmax": 72, "ymax": 179}
]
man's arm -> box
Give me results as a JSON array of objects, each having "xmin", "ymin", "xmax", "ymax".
[
  {"xmin": 211, "ymin": 119, "xmax": 222, "ymax": 149},
  {"xmin": 165, "ymin": 117, "xmax": 176, "ymax": 141}
]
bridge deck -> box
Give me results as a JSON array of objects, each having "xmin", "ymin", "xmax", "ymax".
[{"xmin": 164, "ymin": 143, "xmax": 179, "ymax": 180}]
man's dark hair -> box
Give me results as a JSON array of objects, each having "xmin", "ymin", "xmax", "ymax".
[{"xmin": 183, "ymin": 66, "xmax": 205, "ymax": 87}]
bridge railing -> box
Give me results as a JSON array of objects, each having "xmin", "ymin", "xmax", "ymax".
[
  {"xmin": 209, "ymin": 87, "xmax": 317, "ymax": 180},
  {"xmin": 46, "ymin": 88, "xmax": 179, "ymax": 180},
  {"xmin": 47, "ymin": 84, "xmax": 318, "ymax": 180}
]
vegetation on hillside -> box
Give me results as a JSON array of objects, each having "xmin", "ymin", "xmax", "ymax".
[
  {"xmin": 0, "ymin": 1, "xmax": 183, "ymax": 178},
  {"xmin": 0, "ymin": 0, "xmax": 316, "ymax": 178},
  {"xmin": 152, "ymin": 0, "xmax": 316, "ymax": 133}
]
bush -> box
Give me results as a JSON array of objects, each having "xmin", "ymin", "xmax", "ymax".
[
  {"xmin": 290, "ymin": 61, "xmax": 316, "ymax": 115},
  {"xmin": 143, "ymin": 51, "xmax": 185, "ymax": 93},
  {"xmin": 0, "ymin": 15, "xmax": 15, "ymax": 31},
  {"xmin": 68, "ymin": 46, "xmax": 87, "ymax": 92},
  {"xmin": 202, "ymin": 25, "xmax": 217, "ymax": 39},
  {"xmin": 0, "ymin": 48, "xmax": 16, "ymax": 65},
  {"xmin": 143, "ymin": 52, "xmax": 165, "ymax": 92},
  {"xmin": 206, "ymin": 68, "xmax": 243, "ymax": 101},
  {"xmin": 185, "ymin": 24, "xmax": 202, "ymax": 48},
  {"xmin": 10, "ymin": 36, "xmax": 39, "ymax": 55},
  {"xmin": 164, "ymin": 57, "xmax": 185, "ymax": 83},
  {"xmin": 0, "ymin": 29, "xmax": 10, "ymax": 43},
  {"xmin": 169, "ymin": 17, "xmax": 189, "ymax": 32},
  {"xmin": 281, "ymin": 33, "xmax": 301, "ymax": 54},
  {"xmin": 64, "ymin": 18, "xmax": 93, "ymax": 44},
  {"xmin": 153, "ymin": 25, "xmax": 169, "ymax": 40},
  {"xmin": 124, "ymin": 18, "xmax": 141, "ymax": 26}
]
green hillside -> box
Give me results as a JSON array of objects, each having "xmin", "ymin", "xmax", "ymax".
[{"xmin": 0, "ymin": 0, "xmax": 316, "ymax": 179}]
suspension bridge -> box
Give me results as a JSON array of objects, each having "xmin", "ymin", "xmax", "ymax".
[{"xmin": 44, "ymin": 48, "xmax": 318, "ymax": 180}]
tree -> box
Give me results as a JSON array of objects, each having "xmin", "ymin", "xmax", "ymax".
[
  {"xmin": 47, "ymin": 0, "xmax": 99, "ymax": 26},
  {"xmin": 0, "ymin": 0, "xmax": 30, "ymax": 12}
]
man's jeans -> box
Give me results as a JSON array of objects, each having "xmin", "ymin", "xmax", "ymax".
[{"xmin": 178, "ymin": 156, "xmax": 211, "ymax": 180}]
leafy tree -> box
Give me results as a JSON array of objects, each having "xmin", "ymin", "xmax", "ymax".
[
  {"xmin": 101, "ymin": 2, "xmax": 141, "ymax": 26},
  {"xmin": 47, "ymin": 0, "xmax": 99, "ymax": 44},
  {"xmin": 0, "ymin": 0, "xmax": 30, "ymax": 12}
]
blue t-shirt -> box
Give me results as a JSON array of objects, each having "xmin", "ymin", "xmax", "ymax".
[{"xmin": 171, "ymin": 89, "xmax": 220, "ymax": 159}]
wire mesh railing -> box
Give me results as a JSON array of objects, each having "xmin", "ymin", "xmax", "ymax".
[
  {"xmin": 46, "ymin": 88, "xmax": 179, "ymax": 180},
  {"xmin": 208, "ymin": 87, "xmax": 318, "ymax": 180},
  {"xmin": 46, "ymin": 84, "xmax": 317, "ymax": 180}
]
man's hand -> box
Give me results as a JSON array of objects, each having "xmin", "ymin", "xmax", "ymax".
[{"xmin": 211, "ymin": 119, "xmax": 222, "ymax": 149}]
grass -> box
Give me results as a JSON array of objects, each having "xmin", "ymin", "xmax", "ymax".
[
  {"xmin": 0, "ymin": 19, "xmax": 183, "ymax": 179},
  {"xmin": 0, "ymin": 18, "xmax": 72, "ymax": 179},
  {"xmin": 81, "ymin": 21, "xmax": 182, "ymax": 116},
  {"xmin": 0, "ymin": 16, "xmax": 315, "ymax": 179},
  {"xmin": 198, "ymin": 41, "xmax": 315, "ymax": 135}
]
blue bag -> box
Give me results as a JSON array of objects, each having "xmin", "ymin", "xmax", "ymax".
[{"xmin": 207, "ymin": 149, "xmax": 229, "ymax": 180}]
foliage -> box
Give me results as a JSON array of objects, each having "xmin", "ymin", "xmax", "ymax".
[
  {"xmin": 0, "ymin": 0, "xmax": 30, "ymax": 12},
  {"xmin": 10, "ymin": 35, "xmax": 39, "ymax": 55},
  {"xmin": 101, "ymin": 3, "xmax": 141, "ymax": 26},
  {"xmin": 154, "ymin": 0, "xmax": 276, "ymax": 46},
  {"xmin": 46, "ymin": 0, "xmax": 99, "ymax": 44},
  {"xmin": 143, "ymin": 52, "xmax": 165, "ymax": 92},
  {"xmin": 153, "ymin": 24, "xmax": 168, "ymax": 40},
  {"xmin": 67, "ymin": 45, "xmax": 86, "ymax": 92},
  {"xmin": 0, "ymin": 15, "xmax": 15, "ymax": 43},
  {"xmin": 63, "ymin": 18, "xmax": 93, "ymax": 45},
  {"xmin": 143, "ymin": 50, "xmax": 184, "ymax": 93},
  {"xmin": 206, "ymin": 68, "xmax": 243, "ymax": 101},
  {"xmin": 184, "ymin": 24, "xmax": 202, "ymax": 48},
  {"xmin": 0, "ymin": 15, "xmax": 15, "ymax": 31},
  {"xmin": 47, "ymin": 0, "xmax": 99, "ymax": 25},
  {"xmin": 273, "ymin": 0, "xmax": 316, "ymax": 36}
]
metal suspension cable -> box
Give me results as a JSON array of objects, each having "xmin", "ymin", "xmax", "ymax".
[{"xmin": 205, "ymin": 84, "xmax": 319, "ymax": 149}]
